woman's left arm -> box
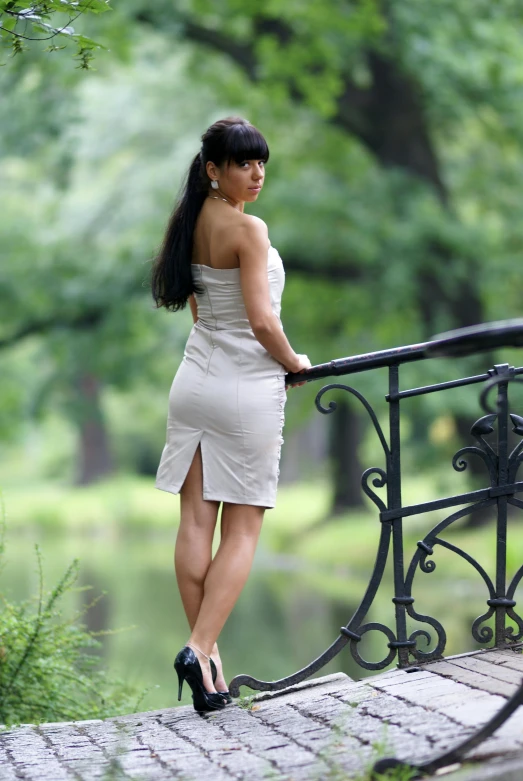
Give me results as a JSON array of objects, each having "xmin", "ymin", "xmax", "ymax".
[{"xmin": 188, "ymin": 294, "xmax": 198, "ymax": 324}]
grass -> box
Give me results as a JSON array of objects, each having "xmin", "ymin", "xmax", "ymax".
[
  {"xmin": 236, "ymin": 692, "xmax": 259, "ymax": 711},
  {"xmin": 0, "ymin": 474, "xmax": 178, "ymax": 535},
  {"xmin": 369, "ymin": 767, "xmax": 418, "ymax": 781},
  {"xmin": 0, "ymin": 473, "xmax": 330, "ymax": 537}
]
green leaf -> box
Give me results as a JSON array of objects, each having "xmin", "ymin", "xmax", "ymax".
[
  {"xmin": 72, "ymin": 0, "xmax": 111, "ymax": 12},
  {"xmin": 72, "ymin": 33, "xmax": 106, "ymax": 50}
]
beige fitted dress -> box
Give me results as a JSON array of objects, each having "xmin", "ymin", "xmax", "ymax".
[{"xmin": 155, "ymin": 244, "xmax": 287, "ymax": 508}]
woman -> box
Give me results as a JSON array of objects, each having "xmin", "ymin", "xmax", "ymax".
[{"xmin": 151, "ymin": 117, "xmax": 311, "ymax": 712}]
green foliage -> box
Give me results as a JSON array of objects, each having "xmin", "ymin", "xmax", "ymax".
[
  {"xmin": 0, "ymin": 38, "xmax": 205, "ymax": 450},
  {"xmin": 3, "ymin": 2, "xmax": 523, "ymax": 487},
  {"xmin": 0, "ymin": 501, "xmax": 145, "ymax": 728},
  {"xmin": 172, "ymin": 0, "xmax": 523, "ymax": 138},
  {"xmin": 370, "ymin": 767, "xmax": 418, "ymax": 781},
  {"xmin": 0, "ymin": 1, "xmax": 111, "ymax": 67},
  {"xmin": 237, "ymin": 692, "xmax": 257, "ymax": 710},
  {"xmin": 0, "ymin": 472, "xmax": 330, "ymax": 535},
  {"xmin": 351, "ymin": 727, "xmax": 417, "ymax": 781}
]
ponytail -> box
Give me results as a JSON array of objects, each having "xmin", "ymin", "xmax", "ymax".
[
  {"xmin": 151, "ymin": 153, "xmax": 206, "ymax": 311},
  {"xmin": 151, "ymin": 117, "xmax": 269, "ymax": 312}
]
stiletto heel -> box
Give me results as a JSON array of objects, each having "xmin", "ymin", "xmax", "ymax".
[
  {"xmin": 174, "ymin": 645, "xmax": 227, "ymax": 712},
  {"xmin": 176, "ymin": 668, "xmax": 184, "ymax": 701}
]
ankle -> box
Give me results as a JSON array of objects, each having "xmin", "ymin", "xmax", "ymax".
[{"xmin": 187, "ymin": 639, "xmax": 213, "ymax": 658}]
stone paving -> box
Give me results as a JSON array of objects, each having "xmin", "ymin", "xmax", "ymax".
[{"xmin": 1, "ymin": 648, "xmax": 523, "ymax": 780}]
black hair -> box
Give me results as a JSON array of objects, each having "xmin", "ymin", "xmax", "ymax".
[{"xmin": 151, "ymin": 117, "xmax": 270, "ymax": 312}]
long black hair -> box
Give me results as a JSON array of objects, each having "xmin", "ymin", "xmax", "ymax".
[{"xmin": 151, "ymin": 117, "xmax": 270, "ymax": 312}]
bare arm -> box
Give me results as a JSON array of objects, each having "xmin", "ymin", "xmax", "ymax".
[
  {"xmin": 188, "ymin": 294, "xmax": 198, "ymax": 324},
  {"xmin": 238, "ymin": 219, "xmax": 304, "ymax": 373}
]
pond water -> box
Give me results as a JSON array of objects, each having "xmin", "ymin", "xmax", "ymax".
[{"xmin": 2, "ymin": 526, "xmax": 497, "ymax": 713}]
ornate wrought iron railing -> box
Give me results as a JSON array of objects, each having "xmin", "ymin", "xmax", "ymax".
[{"xmin": 228, "ymin": 320, "xmax": 523, "ymax": 777}]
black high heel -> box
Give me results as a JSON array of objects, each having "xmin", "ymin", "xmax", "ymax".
[
  {"xmin": 174, "ymin": 645, "xmax": 226, "ymax": 712},
  {"xmin": 210, "ymin": 658, "xmax": 233, "ymax": 705}
]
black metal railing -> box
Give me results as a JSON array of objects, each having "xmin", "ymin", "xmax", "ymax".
[{"xmin": 229, "ymin": 319, "xmax": 523, "ymax": 777}]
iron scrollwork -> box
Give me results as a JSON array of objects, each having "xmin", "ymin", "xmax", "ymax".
[
  {"xmin": 316, "ymin": 384, "xmax": 400, "ymax": 670},
  {"xmin": 229, "ymin": 334, "xmax": 523, "ymax": 699},
  {"xmin": 403, "ymin": 374, "xmax": 523, "ymax": 661},
  {"xmin": 451, "ymin": 413, "xmax": 498, "ymax": 483}
]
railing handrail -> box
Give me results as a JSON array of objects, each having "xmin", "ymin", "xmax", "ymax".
[
  {"xmin": 238, "ymin": 317, "xmax": 523, "ymax": 770},
  {"xmin": 286, "ymin": 318, "xmax": 523, "ymax": 385}
]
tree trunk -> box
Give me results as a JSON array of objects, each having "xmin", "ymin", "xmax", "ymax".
[
  {"xmin": 74, "ymin": 371, "xmax": 114, "ymax": 485},
  {"xmin": 329, "ymin": 398, "xmax": 365, "ymax": 514},
  {"xmin": 80, "ymin": 568, "xmax": 111, "ymax": 660}
]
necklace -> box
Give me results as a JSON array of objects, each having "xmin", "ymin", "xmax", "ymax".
[{"xmin": 209, "ymin": 195, "xmax": 235, "ymax": 208}]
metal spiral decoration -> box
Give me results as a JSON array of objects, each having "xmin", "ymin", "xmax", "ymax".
[
  {"xmin": 361, "ymin": 467, "xmax": 387, "ymax": 511},
  {"xmin": 315, "ymin": 383, "xmax": 390, "ymax": 458},
  {"xmin": 404, "ymin": 500, "xmax": 499, "ymax": 660},
  {"xmin": 230, "ymin": 348, "xmax": 523, "ymax": 701},
  {"xmin": 348, "ymin": 623, "xmax": 397, "ymax": 670},
  {"xmin": 480, "ymin": 374, "xmax": 523, "ymax": 414}
]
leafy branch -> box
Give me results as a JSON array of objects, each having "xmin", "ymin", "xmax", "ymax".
[{"xmin": 0, "ymin": 0, "xmax": 111, "ymax": 67}]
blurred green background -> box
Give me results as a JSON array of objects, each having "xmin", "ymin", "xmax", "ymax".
[{"xmin": 1, "ymin": 1, "xmax": 523, "ymax": 716}]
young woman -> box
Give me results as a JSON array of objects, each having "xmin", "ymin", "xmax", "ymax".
[{"xmin": 151, "ymin": 117, "xmax": 311, "ymax": 712}]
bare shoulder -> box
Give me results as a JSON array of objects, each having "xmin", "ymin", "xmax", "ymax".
[
  {"xmin": 235, "ymin": 213, "xmax": 269, "ymax": 251},
  {"xmin": 243, "ymin": 213, "xmax": 268, "ymax": 234}
]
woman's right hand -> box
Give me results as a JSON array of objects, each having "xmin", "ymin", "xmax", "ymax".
[{"xmin": 285, "ymin": 354, "xmax": 311, "ymax": 389}]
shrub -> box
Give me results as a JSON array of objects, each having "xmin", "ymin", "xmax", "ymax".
[{"xmin": 0, "ymin": 494, "xmax": 146, "ymax": 728}]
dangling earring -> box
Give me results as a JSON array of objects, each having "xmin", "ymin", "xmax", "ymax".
[{"xmin": 211, "ymin": 180, "xmax": 219, "ymax": 190}]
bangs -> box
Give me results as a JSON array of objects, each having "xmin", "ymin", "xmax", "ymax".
[{"xmin": 224, "ymin": 123, "xmax": 270, "ymax": 164}]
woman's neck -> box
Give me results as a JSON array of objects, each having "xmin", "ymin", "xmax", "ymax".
[{"xmin": 208, "ymin": 190, "xmax": 244, "ymax": 212}]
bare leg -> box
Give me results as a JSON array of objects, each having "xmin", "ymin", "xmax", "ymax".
[
  {"xmin": 188, "ymin": 501, "xmax": 265, "ymax": 692},
  {"xmin": 175, "ymin": 444, "xmax": 220, "ymax": 691}
]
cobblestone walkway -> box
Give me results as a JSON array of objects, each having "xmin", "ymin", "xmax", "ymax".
[{"xmin": 1, "ymin": 648, "xmax": 523, "ymax": 780}]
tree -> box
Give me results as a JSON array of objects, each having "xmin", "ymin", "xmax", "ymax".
[
  {"xmin": 0, "ymin": 37, "xmax": 248, "ymax": 482},
  {"xmin": 0, "ymin": 0, "xmax": 111, "ymax": 67},
  {"xmin": 3, "ymin": 4, "xmax": 523, "ymax": 506},
  {"xmin": 127, "ymin": 1, "xmax": 523, "ymax": 512}
]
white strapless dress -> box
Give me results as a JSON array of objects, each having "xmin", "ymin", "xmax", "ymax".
[{"xmin": 155, "ymin": 245, "xmax": 287, "ymax": 508}]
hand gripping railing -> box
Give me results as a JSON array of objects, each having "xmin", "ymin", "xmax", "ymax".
[{"xmin": 229, "ymin": 319, "xmax": 523, "ymax": 775}]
